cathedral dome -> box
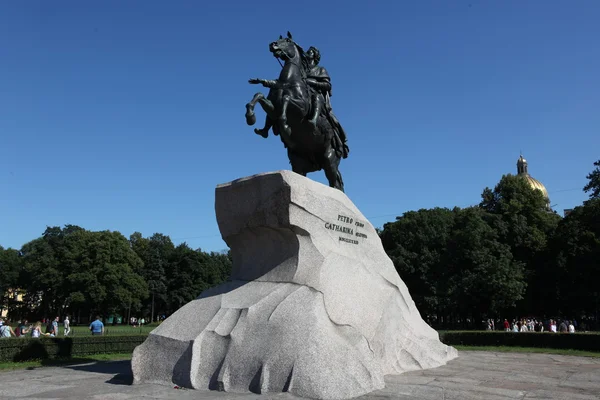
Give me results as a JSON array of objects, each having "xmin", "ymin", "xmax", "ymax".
[
  {"xmin": 516, "ymin": 155, "xmax": 550, "ymax": 206},
  {"xmin": 522, "ymin": 174, "xmax": 549, "ymax": 200}
]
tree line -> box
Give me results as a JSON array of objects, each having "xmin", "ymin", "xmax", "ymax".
[
  {"xmin": 0, "ymin": 229, "xmax": 231, "ymax": 324},
  {"xmin": 379, "ymin": 159, "xmax": 600, "ymax": 329},
  {"xmin": 1, "ymin": 159, "xmax": 599, "ymax": 328}
]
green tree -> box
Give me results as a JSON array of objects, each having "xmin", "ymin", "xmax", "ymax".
[
  {"xmin": 380, "ymin": 208, "xmax": 456, "ymax": 319},
  {"xmin": 583, "ymin": 159, "xmax": 600, "ymax": 200},
  {"xmin": 20, "ymin": 226, "xmax": 148, "ymax": 320},
  {"xmin": 130, "ymin": 232, "xmax": 233, "ymax": 319},
  {"xmin": 0, "ymin": 246, "xmax": 22, "ymax": 317},
  {"xmin": 19, "ymin": 226, "xmax": 84, "ymax": 317},
  {"xmin": 165, "ymin": 245, "xmax": 232, "ymax": 315},
  {"xmin": 445, "ymin": 207, "xmax": 526, "ymax": 320},
  {"xmin": 380, "ymin": 207, "xmax": 526, "ymax": 326},
  {"xmin": 480, "ymin": 174, "xmax": 558, "ymax": 255},
  {"xmin": 203, "ymin": 251, "xmax": 233, "ymax": 287},
  {"xmin": 479, "ymin": 174, "xmax": 560, "ymax": 315},
  {"xmin": 130, "ymin": 232, "xmax": 174, "ymax": 321},
  {"xmin": 64, "ymin": 230, "xmax": 148, "ymax": 317},
  {"xmin": 167, "ymin": 244, "xmax": 204, "ymax": 310},
  {"xmin": 546, "ymin": 199, "xmax": 600, "ymax": 318}
]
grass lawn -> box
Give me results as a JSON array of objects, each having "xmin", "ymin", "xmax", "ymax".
[
  {"xmin": 0, "ymin": 353, "xmax": 133, "ymax": 371},
  {"xmin": 67, "ymin": 324, "xmax": 155, "ymax": 335},
  {"xmin": 454, "ymin": 345, "xmax": 600, "ymax": 358}
]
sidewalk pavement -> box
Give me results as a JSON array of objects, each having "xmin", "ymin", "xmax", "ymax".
[{"xmin": 1, "ymin": 351, "xmax": 599, "ymax": 399}]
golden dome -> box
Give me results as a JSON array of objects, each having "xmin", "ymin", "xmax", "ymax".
[
  {"xmin": 516, "ymin": 154, "xmax": 550, "ymax": 204},
  {"xmin": 521, "ymin": 174, "xmax": 549, "ymax": 200}
]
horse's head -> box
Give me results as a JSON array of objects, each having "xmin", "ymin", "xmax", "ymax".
[{"xmin": 269, "ymin": 31, "xmax": 303, "ymax": 63}]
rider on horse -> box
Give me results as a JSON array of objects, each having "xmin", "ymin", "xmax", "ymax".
[
  {"xmin": 250, "ymin": 46, "xmax": 349, "ymax": 159},
  {"xmin": 245, "ymin": 33, "xmax": 348, "ymax": 191},
  {"xmin": 304, "ymin": 46, "xmax": 349, "ymax": 159}
]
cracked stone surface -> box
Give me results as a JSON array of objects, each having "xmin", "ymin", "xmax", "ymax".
[
  {"xmin": 132, "ymin": 170, "xmax": 457, "ymax": 399},
  {"xmin": 2, "ymin": 352, "xmax": 600, "ymax": 399}
]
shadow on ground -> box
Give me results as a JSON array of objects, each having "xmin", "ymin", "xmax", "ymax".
[
  {"xmin": 106, "ymin": 371, "xmax": 134, "ymax": 385},
  {"xmin": 40, "ymin": 359, "xmax": 134, "ymax": 385},
  {"xmin": 61, "ymin": 359, "xmax": 130, "ymax": 374},
  {"xmin": 65, "ymin": 360, "xmax": 133, "ymax": 385}
]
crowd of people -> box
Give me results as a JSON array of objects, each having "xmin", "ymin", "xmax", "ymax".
[
  {"xmin": 486, "ymin": 318, "xmax": 578, "ymax": 333},
  {"xmin": 0, "ymin": 315, "xmax": 104, "ymax": 338},
  {"xmin": 0, "ymin": 316, "xmax": 69, "ymax": 338}
]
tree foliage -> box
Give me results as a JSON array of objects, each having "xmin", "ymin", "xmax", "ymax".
[
  {"xmin": 129, "ymin": 232, "xmax": 172, "ymax": 319},
  {"xmin": 546, "ymin": 199, "xmax": 600, "ymax": 317},
  {"xmin": 380, "ymin": 207, "xmax": 525, "ymax": 323},
  {"xmin": 63, "ymin": 229, "xmax": 148, "ymax": 315},
  {"xmin": 128, "ymin": 233, "xmax": 232, "ymax": 320},
  {"xmin": 480, "ymin": 174, "xmax": 559, "ymax": 258},
  {"xmin": 2, "ymin": 158, "xmax": 598, "ymax": 328},
  {"xmin": 445, "ymin": 207, "xmax": 525, "ymax": 317},
  {"xmin": 583, "ymin": 159, "xmax": 600, "ymax": 200},
  {"xmin": 0, "ymin": 246, "xmax": 21, "ymax": 313},
  {"xmin": 379, "ymin": 159, "xmax": 600, "ymax": 326},
  {"xmin": 18, "ymin": 226, "xmax": 148, "ymax": 319},
  {"xmin": 479, "ymin": 174, "xmax": 560, "ymax": 315},
  {"xmin": 6, "ymin": 226, "xmax": 232, "ymax": 322},
  {"xmin": 380, "ymin": 207, "xmax": 455, "ymax": 317}
]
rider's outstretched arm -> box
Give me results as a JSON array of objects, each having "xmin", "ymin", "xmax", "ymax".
[{"xmin": 262, "ymin": 79, "xmax": 277, "ymax": 88}]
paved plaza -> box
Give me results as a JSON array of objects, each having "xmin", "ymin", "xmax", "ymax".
[{"xmin": 1, "ymin": 351, "xmax": 599, "ymax": 399}]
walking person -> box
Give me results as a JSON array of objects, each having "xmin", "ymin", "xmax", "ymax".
[
  {"xmin": 51, "ymin": 316, "xmax": 59, "ymax": 336},
  {"xmin": 89, "ymin": 316, "xmax": 104, "ymax": 336},
  {"xmin": 559, "ymin": 320, "xmax": 568, "ymax": 333},
  {"xmin": 31, "ymin": 322, "xmax": 44, "ymax": 338},
  {"xmin": 63, "ymin": 316, "xmax": 70, "ymax": 336},
  {"xmin": 17, "ymin": 320, "xmax": 30, "ymax": 337},
  {"xmin": 0, "ymin": 323, "xmax": 16, "ymax": 337}
]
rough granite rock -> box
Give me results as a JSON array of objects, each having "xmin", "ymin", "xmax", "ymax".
[{"xmin": 132, "ymin": 170, "xmax": 458, "ymax": 399}]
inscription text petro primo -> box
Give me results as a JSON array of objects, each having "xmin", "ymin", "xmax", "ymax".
[{"xmin": 324, "ymin": 214, "xmax": 368, "ymax": 245}]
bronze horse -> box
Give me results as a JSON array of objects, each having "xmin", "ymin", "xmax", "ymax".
[{"xmin": 245, "ymin": 32, "xmax": 345, "ymax": 192}]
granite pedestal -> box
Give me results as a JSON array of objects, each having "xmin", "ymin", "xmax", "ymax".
[{"xmin": 132, "ymin": 171, "xmax": 457, "ymax": 399}]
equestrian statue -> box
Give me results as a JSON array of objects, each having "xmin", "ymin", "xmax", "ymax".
[{"xmin": 245, "ymin": 32, "xmax": 349, "ymax": 192}]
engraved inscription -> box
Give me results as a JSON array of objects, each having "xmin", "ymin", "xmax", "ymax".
[
  {"xmin": 339, "ymin": 236, "xmax": 359, "ymax": 245},
  {"xmin": 325, "ymin": 222, "xmax": 354, "ymax": 235},
  {"xmin": 324, "ymin": 213, "xmax": 368, "ymax": 245},
  {"xmin": 337, "ymin": 214, "xmax": 353, "ymax": 224}
]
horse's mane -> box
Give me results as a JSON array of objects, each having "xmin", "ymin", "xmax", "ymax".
[{"xmin": 294, "ymin": 42, "xmax": 310, "ymax": 75}]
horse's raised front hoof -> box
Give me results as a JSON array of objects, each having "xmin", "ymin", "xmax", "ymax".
[
  {"xmin": 254, "ymin": 128, "xmax": 268, "ymax": 138},
  {"xmin": 245, "ymin": 113, "xmax": 256, "ymax": 126},
  {"xmin": 245, "ymin": 105, "xmax": 256, "ymax": 126}
]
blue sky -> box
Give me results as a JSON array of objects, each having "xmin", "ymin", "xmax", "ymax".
[{"xmin": 1, "ymin": 1, "xmax": 599, "ymax": 252}]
